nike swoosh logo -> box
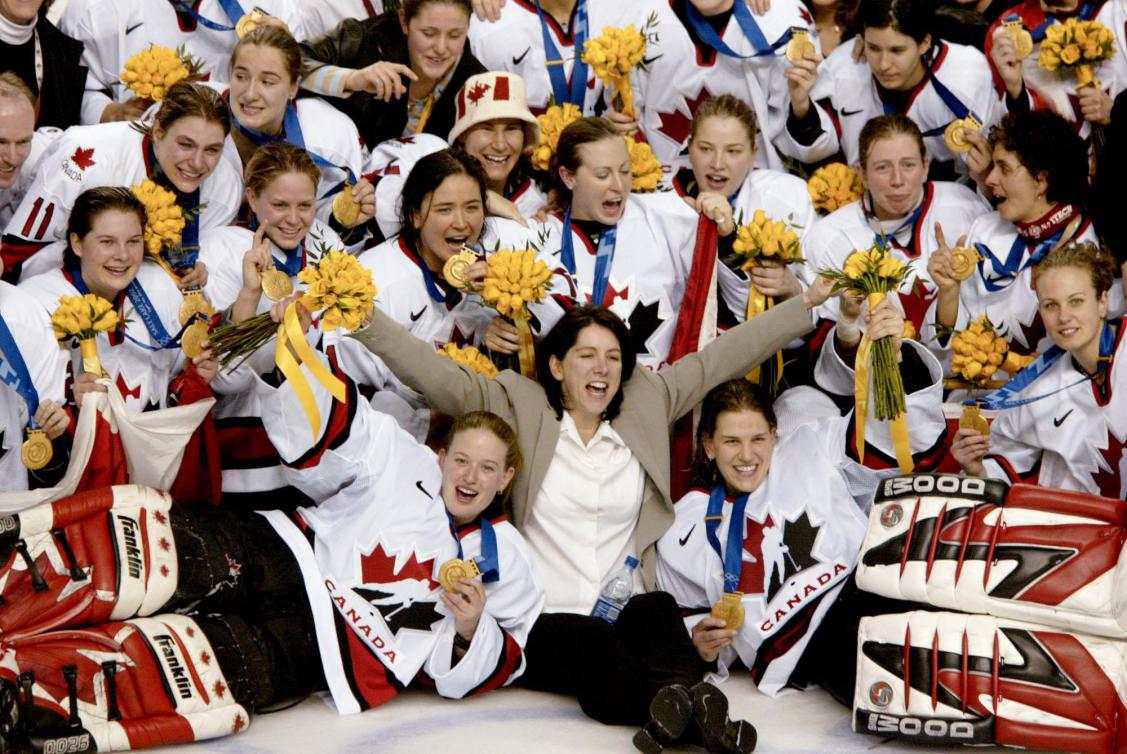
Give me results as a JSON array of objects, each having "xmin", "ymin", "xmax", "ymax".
[
  {"xmin": 679, "ymin": 524, "xmax": 696, "ymax": 547},
  {"xmin": 841, "ymin": 108, "xmax": 864, "ymax": 117},
  {"xmin": 513, "ymin": 47, "xmax": 531, "ymax": 66},
  {"xmin": 409, "ymin": 307, "xmax": 425, "ymax": 322},
  {"xmin": 126, "ymin": 22, "xmax": 144, "ymax": 34},
  {"xmin": 415, "ymin": 480, "xmax": 432, "ymax": 498},
  {"xmin": 1053, "ymin": 409, "xmax": 1074, "ymax": 427}
]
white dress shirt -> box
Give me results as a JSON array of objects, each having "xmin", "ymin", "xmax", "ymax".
[{"xmin": 522, "ymin": 412, "xmax": 646, "ymax": 614}]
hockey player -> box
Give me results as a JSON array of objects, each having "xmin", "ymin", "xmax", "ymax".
[
  {"xmin": 226, "ymin": 26, "xmax": 374, "ymax": 239},
  {"xmin": 928, "ymin": 109, "xmax": 1105, "ymax": 357},
  {"xmin": 803, "ymin": 114, "xmax": 988, "ymax": 335},
  {"xmin": 448, "ymin": 71, "xmax": 548, "ymax": 222},
  {"xmin": 2, "ymin": 82, "xmax": 241, "ymax": 284},
  {"xmin": 18, "ymin": 187, "xmax": 219, "ymax": 416},
  {"xmin": 786, "ymin": 0, "xmax": 1001, "ymax": 182},
  {"xmin": 951, "ymin": 241, "xmax": 1127, "ymax": 498},
  {"xmin": 58, "ymin": 0, "xmax": 307, "ymax": 125},
  {"xmin": 532, "ymin": 117, "xmax": 701, "ymax": 369},
  {"xmin": 0, "ymin": 74, "xmax": 61, "ymax": 233}
]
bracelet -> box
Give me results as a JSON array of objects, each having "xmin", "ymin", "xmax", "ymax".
[{"xmin": 453, "ymin": 632, "xmax": 472, "ymax": 651}]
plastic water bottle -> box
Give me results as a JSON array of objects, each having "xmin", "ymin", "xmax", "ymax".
[{"xmin": 591, "ymin": 556, "xmax": 638, "ymax": 623}]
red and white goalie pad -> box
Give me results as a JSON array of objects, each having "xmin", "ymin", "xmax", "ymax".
[
  {"xmin": 0, "ymin": 486, "xmax": 177, "ymax": 640},
  {"xmin": 0, "ymin": 613, "xmax": 248, "ymax": 752},
  {"xmin": 853, "ymin": 610, "xmax": 1127, "ymax": 754},
  {"xmin": 856, "ymin": 474, "xmax": 1127, "ymax": 637}
]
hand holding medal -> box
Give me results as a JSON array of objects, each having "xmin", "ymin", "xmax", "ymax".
[{"xmin": 331, "ymin": 178, "xmax": 376, "ymax": 229}]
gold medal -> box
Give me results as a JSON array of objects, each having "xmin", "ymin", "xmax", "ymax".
[
  {"xmin": 442, "ymin": 247, "xmax": 479, "ymax": 290},
  {"xmin": 959, "ymin": 404, "xmax": 990, "ymax": 436},
  {"xmin": 943, "ymin": 115, "xmax": 980, "ymax": 154},
  {"xmin": 1005, "ymin": 20, "xmax": 1034, "ymax": 60},
  {"xmin": 180, "ymin": 320, "xmax": 209, "ymax": 359},
  {"xmin": 21, "ymin": 428, "xmax": 52, "ymax": 471},
  {"xmin": 711, "ymin": 592, "xmax": 745, "ymax": 631},
  {"xmin": 949, "ymin": 246, "xmax": 982, "ymax": 282},
  {"xmin": 785, "ymin": 29, "xmax": 816, "ymax": 63},
  {"xmin": 439, "ymin": 558, "xmax": 482, "ymax": 592},
  {"xmin": 331, "ymin": 184, "xmax": 361, "ymax": 227},
  {"xmin": 178, "ymin": 290, "xmax": 210, "ymax": 326},
  {"xmin": 261, "ymin": 269, "xmax": 294, "ymax": 302},
  {"xmin": 235, "ymin": 7, "xmax": 266, "ymax": 38}
]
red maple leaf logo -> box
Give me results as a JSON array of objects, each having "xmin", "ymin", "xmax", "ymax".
[
  {"xmin": 71, "ymin": 147, "xmax": 95, "ymax": 171},
  {"xmin": 213, "ymin": 679, "xmax": 227, "ymax": 698},
  {"xmin": 656, "ymin": 87, "xmax": 713, "ymax": 147},
  {"xmin": 467, "ymin": 81, "xmax": 491, "ymax": 104},
  {"xmin": 232, "ymin": 714, "xmax": 246, "ymax": 733},
  {"xmin": 153, "ymin": 511, "xmax": 167, "ymax": 524},
  {"xmin": 115, "ymin": 373, "xmax": 141, "ymax": 401},
  {"xmin": 601, "ymin": 282, "xmax": 630, "ymax": 306},
  {"xmin": 360, "ymin": 542, "xmax": 439, "ymax": 590},
  {"xmin": 1092, "ymin": 434, "xmax": 1127, "ymax": 499}
]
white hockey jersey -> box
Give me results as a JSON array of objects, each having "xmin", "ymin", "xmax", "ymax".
[
  {"xmin": 18, "ymin": 264, "xmax": 189, "ymax": 414},
  {"xmin": 2, "ymin": 122, "xmax": 242, "ymax": 280},
  {"xmin": 363, "ymin": 134, "xmax": 447, "ymax": 241},
  {"xmin": 59, "ymin": 0, "xmax": 308, "ymax": 125},
  {"xmin": 0, "ymin": 281, "xmax": 67, "ymax": 492},
  {"xmin": 1098, "ymin": 0, "xmax": 1127, "ymax": 98},
  {"xmin": 805, "ymin": 40, "xmax": 1002, "ymax": 179},
  {"xmin": 297, "ymin": 0, "xmax": 383, "ymax": 42},
  {"xmin": 0, "ymin": 128, "xmax": 61, "ymax": 231},
  {"xmin": 983, "ymin": 316, "xmax": 1127, "ymax": 498},
  {"xmin": 535, "ymin": 192, "xmax": 697, "ymax": 368}
]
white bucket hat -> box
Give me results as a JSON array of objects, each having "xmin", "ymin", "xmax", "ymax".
[{"xmin": 448, "ymin": 71, "xmax": 540, "ymax": 146}]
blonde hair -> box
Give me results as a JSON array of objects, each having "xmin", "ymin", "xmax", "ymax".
[
  {"xmin": 244, "ymin": 141, "xmax": 320, "ymax": 197},
  {"xmin": 689, "ymin": 94, "xmax": 758, "ymax": 146},
  {"xmin": 1037, "ymin": 240, "xmax": 1118, "ymax": 296},
  {"xmin": 442, "ymin": 411, "xmax": 522, "ymax": 512}
]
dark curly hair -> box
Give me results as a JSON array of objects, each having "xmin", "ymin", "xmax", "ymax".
[
  {"xmin": 397, "ymin": 147, "xmax": 488, "ymax": 255},
  {"xmin": 990, "ymin": 110, "xmax": 1089, "ymax": 209},
  {"xmin": 535, "ymin": 305, "xmax": 636, "ymax": 422},
  {"xmin": 688, "ymin": 379, "xmax": 777, "ymax": 490}
]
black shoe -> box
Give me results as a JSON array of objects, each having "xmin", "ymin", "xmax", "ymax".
[
  {"xmin": 691, "ymin": 682, "xmax": 757, "ymax": 754},
  {"xmin": 632, "ymin": 684, "xmax": 693, "ymax": 753}
]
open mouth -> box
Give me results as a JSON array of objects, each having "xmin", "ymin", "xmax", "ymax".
[
  {"xmin": 275, "ymin": 225, "xmax": 303, "ymax": 241},
  {"xmin": 103, "ymin": 264, "xmax": 132, "ymax": 279},
  {"xmin": 703, "ymin": 173, "xmax": 729, "ymax": 191},
  {"xmin": 733, "ymin": 463, "xmax": 760, "ymax": 479},
  {"xmin": 602, "ymin": 198, "xmax": 624, "ymax": 215},
  {"xmin": 238, "ymin": 102, "xmax": 265, "ymax": 118},
  {"xmin": 482, "ymin": 154, "xmax": 510, "ymax": 167},
  {"xmin": 586, "ymin": 381, "xmax": 608, "ymax": 400},
  {"xmin": 454, "ymin": 485, "xmax": 479, "ymax": 504},
  {"xmin": 445, "ymin": 233, "xmax": 470, "ymax": 253},
  {"xmin": 176, "ymin": 166, "xmax": 204, "ymax": 186}
]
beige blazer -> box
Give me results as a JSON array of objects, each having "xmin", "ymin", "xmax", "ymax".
[{"xmin": 350, "ymin": 295, "xmax": 814, "ymax": 589}]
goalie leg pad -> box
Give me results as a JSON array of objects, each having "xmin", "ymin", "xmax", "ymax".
[
  {"xmin": 853, "ymin": 610, "xmax": 1127, "ymax": 754},
  {"xmin": 0, "ymin": 613, "xmax": 249, "ymax": 752},
  {"xmin": 857, "ymin": 474, "xmax": 1127, "ymax": 637},
  {"xmin": 0, "ymin": 486, "xmax": 177, "ymax": 640}
]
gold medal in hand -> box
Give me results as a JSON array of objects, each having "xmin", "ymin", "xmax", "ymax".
[
  {"xmin": 443, "ymin": 246, "xmax": 480, "ymax": 291},
  {"xmin": 711, "ymin": 591, "xmax": 745, "ymax": 631},
  {"xmin": 180, "ymin": 320, "xmax": 210, "ymax": 358},
  {"xmin": 261, "ymin": 269, "xmax": 294, "ymax": 302},
  {"xmin": 785, "ymin": 29, "xmax": 816, "ymax": 63},
  {"xmin": 332, "ymin": 183, "xmax": 362, "ymax": 227},
  {"xmin": 21, "ymin": 428, "xmax": 52, "ymax": 471},
  {"xmin": 235, "ymin": 7, "xmax": 267, "ymax": 38},
  {"xmin": 439, "ymin": 558, "xmax": 482, "ymax": 592},
  {"xmin": 959, "ymin": 404, "xmax": 990, "ymax": 436},
  {"xmin": 949, "ymin": 246, "xmax": 982, "ymax": 282}
]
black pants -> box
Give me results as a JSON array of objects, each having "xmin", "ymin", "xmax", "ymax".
[
  {"xmin": 169, "ymin": 506, "xmax": 325, "ymax": 713},
  {"xmin": 518, "ymin": 592, "xmax": 707, "ymax": 726}
]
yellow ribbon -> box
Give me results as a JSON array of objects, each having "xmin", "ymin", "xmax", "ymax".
[
  {"xmin": 1074, "ymin": 63, "xmax": 1097, "ymax": 90},
  {"xmin": 275, "ymin": 303, "xmax": 347, "ymax": 440},
  {"xmin": 612, "ymin": 75, "xmax": 635, "ymax": 118},
  {"xmin": 890, "ymin": 413, "xmax": 914, "ymax": 474},
  {"xmin": 415, "ymin": 93, "xmax": 436, "ymax": 134},
  {"xmin": 744, "ymin": 284, "xmax": 782, "ymax": 385},
  {"xmin": 79, "ymin": 337, "xmax": 104, "ymax": 376},
  {"xmin": 513, "ymin": 314, "xmax": 536, "ymax": 378},
  {"xmin": 853, "ymin": 292, "xmax": 914, "ymax": 472}
]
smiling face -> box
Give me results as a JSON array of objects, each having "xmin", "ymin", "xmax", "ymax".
[
  {"xmin": 861, "ymin": 132, "xmax": 928, "ymax": 220},
  {"xmin": 561, "ymin": 136, "xmax": 631, "ymax": 224},
  {"xmin": 1038, "ymin": 265, "xmax": 1108, "ymax": 361},
  {"xmin": 71, "ymin": 208, "xmax": 146, "ymax": 301},
  {"xmin": 413, "ymin": 172, "xmax": 485, "ymax": 269},
  {"xmin": 548, "ymin": 323, "xmax": 624, "ymax": 426},
  {"xmin": 688, "ymin": 115, "xmax": 756, "ymax": 198},
  {"xmin": 863, "ymin": 26, "xmax": 930, "ymax": 92},
  {"xmin": 985, "ymin": 143, "xmax": 1050, "ymax": 224},
  {"xmin": 230, "ymin": 44, "xmax": 299, "ymax": 134},
  {"xmin": 400, "ymin": 2, "xmax": 470, "ymax": 84},
  {"xmin": 438, "ymin": 427, "xmax": 516, "ymax": 525},
  {"xmin": 152, "ymin": 115, "xmax": 227, "ymax": 193},
  {"xmin": 702, "ymin": 408, "xmax": 776, "ymax": 496},
  {"xmin": 0, "ymin": 0, "xmax": 41, "ymax": 24},
  {"xmin": 460, "ymin": 119, "xmax": 525, "ymax": 192},
  {"xmin": 246, "ymin": 170, "xmax": 317, "ymax": 249},
  {"xmin": 0, "ymin": 95, "xmax": 34, "ymax": 190}
]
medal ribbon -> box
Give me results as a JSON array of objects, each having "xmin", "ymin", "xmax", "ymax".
[
  {"xmin": 534, "ymin": 0, "xmax": 589, "ymax": 107},
  {"xmin": 560, "ymin": 209, "xmax": 618, "ymax": 306},
  {"xmin": 249, "ymin": 217, "xmax": 305, "ymax": 276},
  {"xmin": 0, "ymin": 313, "xmax": 41, "ymax": 430},
  {"xmin": 685, "ymin": 1, "xmax": 793, "ymax": 59},
  {"xmin": 704, "ymin": 484, "xmax": 751, "ymax": 594},
  {"xmin": 868, "ymin": 196, "xmax": 925, "ymax": 252},
  {"xmin": 234, "ymin": 102, "xmax": 357, "ymax": 198},
  {"xmin": 145, "ymin": 140, "xmax": 202, "ymax": 272},
  {"xmin": 403, "ymin": 240, "xmax": 458, "ymax": 306},
  {"xmin": 974, "ymin": 230, "xmax": 1065, "ymax": 293},
  {"xmin": 974, "ymin": 319, "xmax": 1116, "ymax": 410},
  {"xmin": 70, "ymin": 266, "xmax": 184, "ymax": 351},
  {"xmin": 449, "ymin": 515, "xmax": 501, "ymax": 583},
  {"xmin": 172, "ymin": 0, "xmax": 245, "ymax": 32}
]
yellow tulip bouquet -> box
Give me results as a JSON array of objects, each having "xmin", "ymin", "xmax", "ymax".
[
  {"xmin": 481, "ymin": 248, "xmax": 553, "ymax": 377},
  {"xmin": 807, "ymin": 163, "xmax": 864, "ymax": 215},
  {"xmin": 437, "ymin": 343, "xmax": 499, "ymax": 379},
  {"xmin": 581, "ymin": 14, "xmax": 658, "ymax": 119},
  {"xmin": 949, "ymin": 316, "xmax": 1035, "ymax": 387},
  {"xmin": 119, "ymin": 45, "xmax": 203, "ymax": 102},
  {"xmin": 531, "ymin": 103, "xmax": 583, "ymax": 172},
  {"xmin": 627, "ymin": 138, "xmax": 662, "ymax": 192},
  {"xmin": 1039, "ymin": 18, "xmax": 1116, "ymax": 90},
  {"xmin": 820, "ymin": 246, "xmax": 914, "ymax": 472},
  {"xmin": 131, "ymin": 179, "xmax": 185, "ymax": 258},
  {"xmin": 51, "ymin": 294, "xmax": 120, "ymax": 376}
]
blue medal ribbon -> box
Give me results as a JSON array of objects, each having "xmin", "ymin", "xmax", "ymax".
[
  {"xmin": 973, "ymin": 320, "xmax": 1117, "ymax": 410},
  {"xmin": 685, "ymin": 1, "xmax": 793, "ymax": 59},
  {"xmin": 70, "ymin": 267, "xmax": 182, "ymax": 352},
  {"xmin": 403, "ymin": 240, "xmax": 458, "ymax": 306},
  {"xmin": 0, "ymin": 314, "xmax": 41, "ymax": 430},
  {"xmin": 172, "ymin": 0, "xmax": 247, "ymax": 32},
  {"xmin": 534, "ymin": 0, "xmax": 589, "ymax": 107},
  {"xmin": 868, "ymin": 196, "xmax": 925, "ymax": 251},
  {"xmin": 704, "ymin": 484, "xmax": 751, "ymax": 594},
  {"xmin": 248, "ymin": 218, "xmax": 305, "ymax": 277},
  {"xmin": 560, "ymin": 209, "xmax": 618, "ymax": 306},
  {"xmin": 974, "ymin": 228, "xmax": 1066, "ymax": 293},
  {"xmin": 234, "ymin": 102, "xmax": 357, "ymax": 199},
  {"xmin": 145, "ymin": 140, "xmax": 202, "ymax": 272},
  {"xmin": 449, "ymin": 515, "xmax": 500, "ymax": 583}
]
